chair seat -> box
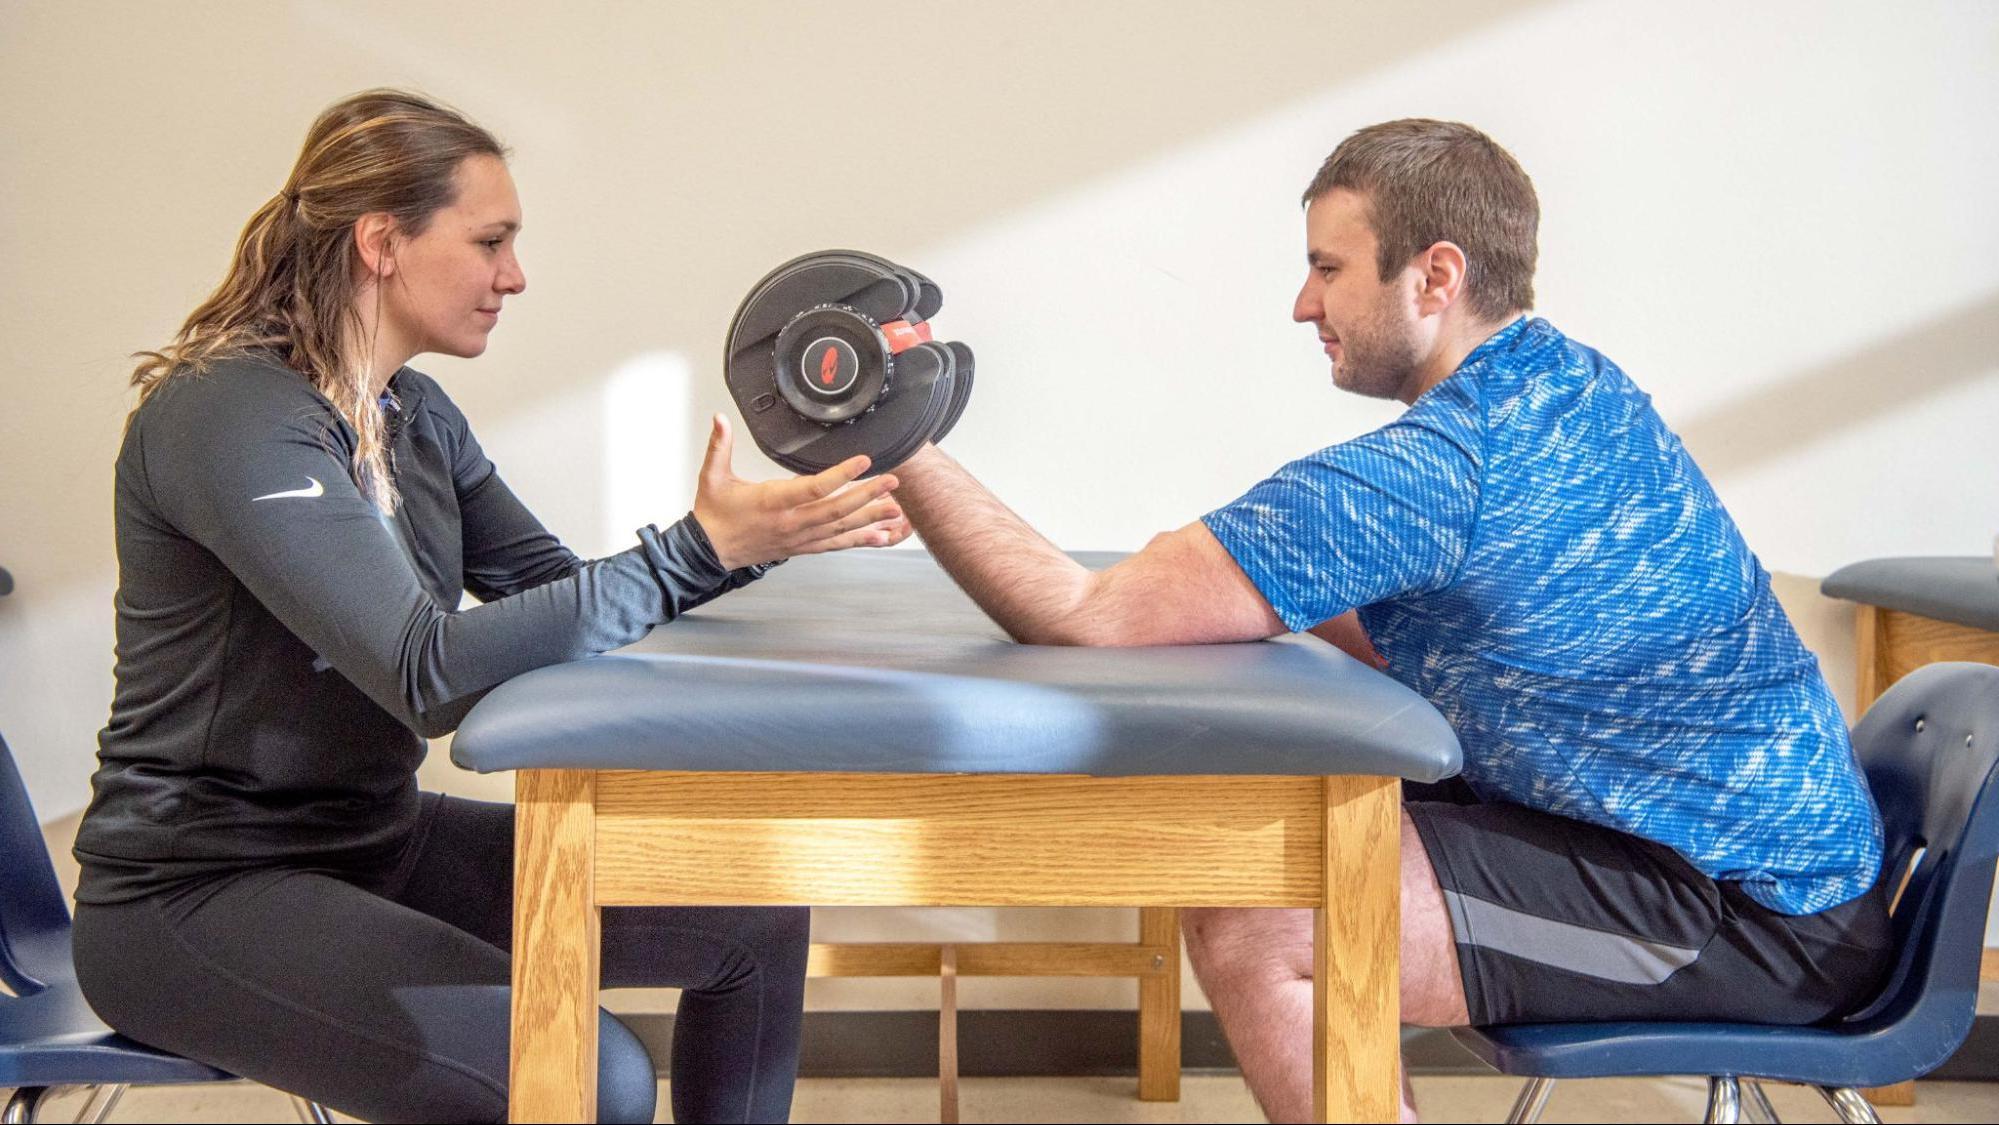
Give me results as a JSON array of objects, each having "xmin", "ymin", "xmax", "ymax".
[
  {"xmin": 1452, "ymin": 1016, "xmax": 1955, "ymax": 1090},
  {"xmin": 0, "ymin": 983, "xmax": 233, "ymax": 1087}
]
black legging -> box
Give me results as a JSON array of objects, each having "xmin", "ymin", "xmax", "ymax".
[{"xmin": 72, "ymin": 793, "xmax": 808, "ymax": 1123}]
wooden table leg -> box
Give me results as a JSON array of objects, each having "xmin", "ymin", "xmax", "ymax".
[
  {"xmin": 1313, "ymin": 776, "xmax": 1401, "ymax": 1124},
  {"xmin": 939, "ymin": 944, "xmax": 960, "ymax": 1124},
  {"xmin": 511, "ymin": 769, "xmax": 601, "ymax": 1124},
  {"xmin": 1137, "ymin": 907, "xmax": 1182, "ymax": 1101},
  {"xmin": 1854, "ymin": 603, "xmax": 1885, "ymax": 711}
]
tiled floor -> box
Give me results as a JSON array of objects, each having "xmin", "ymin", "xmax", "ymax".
[{"xmin": 26, "ymin": 1073, "xmax": 1996, "ymax": 1122}]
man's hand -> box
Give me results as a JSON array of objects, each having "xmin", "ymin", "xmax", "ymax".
[{"xmin": 692, "ymin": 414, "xmax": 912, "ymax": 569}]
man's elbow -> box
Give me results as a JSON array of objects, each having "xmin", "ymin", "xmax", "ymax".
[
  {"xmin": 1037, "ymin": 567, "xmax": 1162, "ymax": 647},
  {"xmin": 1009, "ymin": 607, "xmax": 1139, "ymax": 648},
  {"xmin": 1009, "ymin": 619, "xmax": 1093, "ymax": 647}
]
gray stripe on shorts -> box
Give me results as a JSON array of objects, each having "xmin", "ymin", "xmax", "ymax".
[{"xmin": 1443, "ymin": 889, "xmax": 1701, "ymax": 985}]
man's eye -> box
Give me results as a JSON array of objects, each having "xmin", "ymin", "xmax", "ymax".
[
  {"xmin": 1318, "ymin": 266, "xmax": 1338, "ymax": 279},
  {"xmin": 482, "ymin": 239, "xmax": 505, "ymax": 249}
]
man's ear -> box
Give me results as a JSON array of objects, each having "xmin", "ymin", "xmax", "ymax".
[
  {"xmin": 353, "ymin": 212, "xmax": 399, "ymax": 279},
  {"xmin": 1414, "ymin": 240, "xmax": 1468, "ymax": 316}
]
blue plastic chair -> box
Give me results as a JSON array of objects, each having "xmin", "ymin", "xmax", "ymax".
[
  {"xmin": 1451, "ymin": 661, "xmax": 1999, "ymax": 1124},
  {"xmin": 0, "ymin": 731, "xmax": 332, "ymax": 1124}
]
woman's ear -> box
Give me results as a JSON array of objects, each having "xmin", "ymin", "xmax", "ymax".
[{"xmin": 353, "ymin": 213, "xmax": 399, "ymax": 279}]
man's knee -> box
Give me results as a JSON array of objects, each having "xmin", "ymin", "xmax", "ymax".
[
  {"xmin": 1181, "ymin": 820, "xmax": 1472, "ymax": 1028},
  {"xmin": 1181, "ymin": 907, "xmax": 1314, "ymax": 988}
]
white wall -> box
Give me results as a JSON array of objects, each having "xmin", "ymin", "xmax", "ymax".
[{"xmin": 5, "ymin": 1, "xmax": 1997, "ymax": 999}]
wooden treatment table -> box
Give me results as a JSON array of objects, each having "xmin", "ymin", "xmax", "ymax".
[{"xmin": 450, "ymin": 551, "xmax": 1461, "ymax": 1122}]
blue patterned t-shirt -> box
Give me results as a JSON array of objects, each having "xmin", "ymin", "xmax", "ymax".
[{"xmin": 1203, "ymin": 317, "xmax": 1881, "ymax": 914}]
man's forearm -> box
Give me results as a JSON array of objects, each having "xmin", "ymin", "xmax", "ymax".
[{"xmin": 893, "ymin": 444, "xmax": 1101, "ymax": 645}]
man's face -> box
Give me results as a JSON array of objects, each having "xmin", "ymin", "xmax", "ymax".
[{"xmin": 1292, "ymin": 188, "xmax": 1422, "ymax": 401}]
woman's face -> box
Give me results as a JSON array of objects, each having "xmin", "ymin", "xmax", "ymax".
[{"xmin": 383, "ymin": 154, "xmax": 526, "ymax": 360}]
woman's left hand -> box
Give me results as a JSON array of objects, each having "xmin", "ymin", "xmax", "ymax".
[{"xmin": 692, "ymin": 414, "xmax": 913, "ymax": 569}]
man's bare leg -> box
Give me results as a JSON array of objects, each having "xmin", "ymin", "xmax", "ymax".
[{"xmin": 1182, "ymin": 810, "xmax": 1466, "ymax": 1123}]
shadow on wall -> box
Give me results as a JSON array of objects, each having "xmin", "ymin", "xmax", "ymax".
[{"xmin": 1677, "ymin": 289, "xmax": 1999, "ymax": 478}]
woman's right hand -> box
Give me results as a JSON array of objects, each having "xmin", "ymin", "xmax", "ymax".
[{"xmin": 693, "ymin": 413, "xmax": 912, "ymax": 570}]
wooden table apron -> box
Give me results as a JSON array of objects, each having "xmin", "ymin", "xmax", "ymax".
[{"xmin": 507, "ymin": 767, "xmax": 1404, "ymax": 1124}]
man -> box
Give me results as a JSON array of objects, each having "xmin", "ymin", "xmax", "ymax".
[{"xmin": 893, "ymin": 119, "xmax": 1890, "ymax": 1122}]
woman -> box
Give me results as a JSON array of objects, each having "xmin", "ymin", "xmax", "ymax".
[{"xmin": 69, "ymin": 89, "xmax": 906, "ymax": 1123}]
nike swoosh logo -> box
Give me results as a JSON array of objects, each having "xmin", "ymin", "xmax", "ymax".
[{"xmin": 252, "ymin": 477, "xmax": 324, "ymax": 501}]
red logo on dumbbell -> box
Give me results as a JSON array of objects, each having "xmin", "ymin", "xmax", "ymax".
[{"xmin": 820, "ymin": 345, "xmax": 841, "ymax": 386}]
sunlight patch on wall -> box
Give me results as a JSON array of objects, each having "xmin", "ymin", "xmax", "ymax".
[{"xmin": 602, "ymin": 351, "xmax": 695, "ymax": 555}]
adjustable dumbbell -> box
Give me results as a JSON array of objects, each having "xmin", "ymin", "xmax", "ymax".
[{"xmin": 724, "ymin": 250, "xmax": 973, "ymax": 476}]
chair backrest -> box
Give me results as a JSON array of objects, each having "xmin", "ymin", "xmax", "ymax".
[
  {"xmin": 0, "ymin": 729, "xmax": 75, "ymax": 994},
  {"xmin": 1843, "ymin": 663, "xmax": 1999, "ymax": 1051}
]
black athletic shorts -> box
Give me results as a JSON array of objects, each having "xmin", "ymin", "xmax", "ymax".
[{"xmin": 1403, "ymin": 779, "xmax": 1894, "ymax": 1027}]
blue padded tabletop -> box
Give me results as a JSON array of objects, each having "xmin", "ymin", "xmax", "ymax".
[
  {"xmin": 1822, "ymin": 556, "xmax": 1999, "ymax": 632},
  {"xmin": 451, "ymin": 550, "xmax": 1461, "ymax": 780}
]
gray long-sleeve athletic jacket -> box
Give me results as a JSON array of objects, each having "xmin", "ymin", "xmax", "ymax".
[{"xmin": 74, "ymin": 354, "xmax": 762, "ymax": 903}]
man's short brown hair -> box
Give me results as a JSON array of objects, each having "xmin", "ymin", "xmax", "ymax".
[{"xmin": 1302, "ymin": 119, "xmax": 1538, "ymax": 321}]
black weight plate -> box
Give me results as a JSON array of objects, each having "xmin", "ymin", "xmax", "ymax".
[
  {"xmin": 726, "ymin": 249, "xmax": 972, "ymax": 478},
  {"xmin": 892, "ymin": 342, "xmax": 955, "ymax": 465},
  {"xmin": 861, "ymin": 341, "xmax": 956, "ymax": 474},
  {"xmin": 728, "ymin": 250, "xmax": 911, "ymax": 355},
  {"xmin": 930, "ymin": 341, "xmax": 976, "ymax": 445},
  {"xmin": 725, "ymin": 255, "xmax": 907, "ymax": 448},
  {"xmin": 830, "ymin": 249, "xmax": 929, "ymax": 323},
  {"xmin": 808, "ymin": 250, "xmax": 920, "ymax": 319},
  {"xmin": 902, "ymin": 264, "xmax": 945, "ymax": 322},
  {"xmin": 728, "ymin": 259, "xmax": 903, "ymax": 354}
]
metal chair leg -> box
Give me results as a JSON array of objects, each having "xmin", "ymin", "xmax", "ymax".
[
  {"xmin": 1816, "ymin": 1086, "xmax": 1883, "ymax": 1125},
  {"xmin": 1506, "ymin": 1076, "xmax": 1556, "ymax": 1124},
  {"xmin": 2, "ymin": 1088, "xmax": 50, "ymax": 1125},
  {"xmin": 1742, "ymin": 1079, "xmax": 1781, "ymax": 1124},
  {"xmin": 1705, "ymin": 1076, "xmax": 1742, "ymax": 1124},
  {"xmin": 0, "ymin": 1084, "xmax": 328, "ymax": 1125},
  {"xmin": 75, "ymin": 1086, "xmax": 126, "ymax": 1125}
]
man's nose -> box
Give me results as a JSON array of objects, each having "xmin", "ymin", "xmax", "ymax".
[{"xmin": 1292, "ymin": 277, "xmax": 1321, "ymax": 324}]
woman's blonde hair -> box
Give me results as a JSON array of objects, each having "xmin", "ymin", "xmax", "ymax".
[{"xmin": 132, "ymin": 89, "xmax": 507, "ymax": 511}]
